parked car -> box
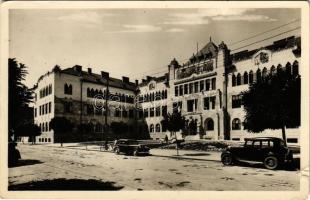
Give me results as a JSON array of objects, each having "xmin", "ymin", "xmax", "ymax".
[
  {"xmin": 113, "ymin": 139, "xmax": 150, "ymax": 156},
  {"xmin": 221, "ymin": 137, "xmax": 293, "ymax": 170},
  {"xmin": 8, "ymin": 141, "xmax": 21, "ymax": 166}
]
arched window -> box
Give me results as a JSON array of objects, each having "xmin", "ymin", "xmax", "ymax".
[
  {"xmin": 262, "ymin": 67, "xmax": 268, "ymax": 78},
  {"xmin": 285, "ymin": 62, "xmax": 292, "ymax": 75},
  {"xmin": 243, "ymin": 72, "xmax": 248, "ymax": 84},
  {"xmin": 232, "ymin": 74, "xmax": 236, "ymax": 87},
  {"xmin": 204, "ymin": 118, "xmax": 214, "ymax": 131},
  {"xmin": 90, "ymin": 89, "xmax": 94, "ymax": 98},
  {"xmin": 293, "ymin": 61, "xmax": 299, "ymax": 76},
  {"xmin": 270, "ymin": 66, "xmax": 276, "ymax": 75},
  {"xmin": 277, "ymin": 64, "xmax": 283, "ymax": 74},
  {"xmin": 48, "ymin": 84, "xmax": 52, "ymax": 95},
  {"xmin": 232, "ymin": 118, "xmax": 241, "ymax": 130},
  {"xmin": 249, "ymin": 70, "xmax": 254, "ymax": 84},
  {"xmin": 237, "ymin": 73, "xmax": 241, "ymax": 85},
  {"xmin": 256, "ymin": 69, "xmax": 261, "ymax": 82},
  {"xmin": 150, "ymin": 124, "xmax": 154, "ymax": 133},
  {"xmin": 156, "ymin": 124, "xmax": 161, "ymax": 132},
  {"xmin": 87, "ymin": 88, "xmax": 90, "ymax": 97}
]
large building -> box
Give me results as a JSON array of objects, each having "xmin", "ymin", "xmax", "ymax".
[{"xmin": 32, "ymin": 35, "xmax": 301, "ymax": 144}]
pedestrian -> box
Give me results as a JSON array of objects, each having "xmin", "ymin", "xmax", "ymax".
[{"xmin": 165, "ymin": 135, "xmax": 168, "ymax": 144}]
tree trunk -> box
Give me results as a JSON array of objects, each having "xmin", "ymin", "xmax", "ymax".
[{"xmin": 281, "ymin": 125, "xmax": 287, "ymax": 146}]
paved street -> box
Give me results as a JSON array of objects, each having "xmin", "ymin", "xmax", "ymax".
[{"xmin": 9, "ymin": 144, "xmax": 300, "ymax": 191}]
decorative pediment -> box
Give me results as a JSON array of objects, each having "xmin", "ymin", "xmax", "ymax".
[
  {"xmin": 252, "ymin": 49, "xmax": 272, "ymax": 65},
  {"xmin": 148, "ymin": 81, "xmax": 156, "ymax": 90}
]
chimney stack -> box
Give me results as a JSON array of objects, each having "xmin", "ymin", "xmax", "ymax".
[
  {"xmin": 87, "ymin": 68, "xmax": 92, "ymax": 74},
  {"xmin": 73, "ymin": 65, "xmax": 82, "ymax": 73},
  {"xmin": 122, "ymin": 76, "xmax": 129, "ymax": 83},
  {"xmin": 101, "ymin": 71, "xmax": 109, "ymax": 79},
  {"xmin": 135, "ymin": 80, "xmax": 139, "ymax": 86}
]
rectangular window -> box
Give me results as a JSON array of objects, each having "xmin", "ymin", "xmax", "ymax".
[
  {"xmin": 48, "ymin": 102, "xmax": 51, "ymax": 113},
  {"xmin": 179, "ymin": 85, "xmax": 183, "ymax": 96},
  {"xmin": 45, "ymin": 103, "xmax": 48, "ymax": 114},
  {"xmin": 34, "ymin": 108, "xmax": 37, "ymax": 117},
  {"xmin": 150, "ymin": 107, "xmax": 154, "ymax": 117},
  {"xmin": 232, "ymin": 95, "xmax": 242, "ymax": 108},
  {"xmin": 184, "ymin": 84, "xmax": 188, "ymax": 95},
  {"xmin": 175, "ymin": 86, "xmax": 179, "ymax": 97},
  {"xmin": 200, "ymin": 80, "xmax": 204, "ymax": 92},
  {"xmin": 42, "ymin": 104, "xmax": 45, "ymax": 115},
  {"xmin": 211, "ymin": 78, "xmax": 216, "ymax": 90},
  {"xmin": 189, "ymin": 83, "xmax": 193, "ymax": 94},
  {"xmin": 143, "ymin": 108, "xmax": 149, "ymax": 118},
  {"xmin": 204, "ymin": 97, "xmax": 210, "ymax": 110},
  {"xmin": 39, "ymin": 106, "xmax": 41, "ymax": 115},
  {"xmin": 287, "ymin": 138, "xmax": 298, "ymax": 143},
  {"xmin": 187, "ymin": 99, "xmax": 197, "ymax": 112},
  {"xmin": 156, "ymin": 107, "xmax": 161, "ymax": 116},
  {"xmin": 194, "ymin": 82, "xmax": 199, "ymax": 93},
  {"xmin": 205, "ymin": 79, "xmax": 210, "ymax": 91},
  {"xmin": 162, "ymin": 106, "xmax": 167, "ymax": 116},
  {"xmin": 210, "ymin": 96, "xmax": 216, "ymax": 109}
]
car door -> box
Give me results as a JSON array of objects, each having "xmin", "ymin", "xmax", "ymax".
[
  {"xmin": 249, "ymin": 140, "xmax": 263, "ymax": 161},
  {"xmin": 234, "ymin": 140, "xmax": 252, "ymax": 160}
]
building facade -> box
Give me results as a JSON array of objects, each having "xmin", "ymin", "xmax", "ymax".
[{"xmin": 32, "ymin": 35, "xmax": 301, "ymax": 144}]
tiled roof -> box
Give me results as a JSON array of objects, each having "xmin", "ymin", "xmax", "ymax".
[
  {"xmin": 61, "ymin": 67, "xmax": 137, "ymax": 91},
  {"xmin": 231, "ymin": 36, "xmax": 301, "ymax": 62}
]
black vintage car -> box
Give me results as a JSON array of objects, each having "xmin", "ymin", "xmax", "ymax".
[
  {"xmin": 113, "ymin": 139, "xmax": 150, "ymax": 156},
  {"xmin": 221, "ymin": 137, "xmax": 293, "ymax": 169}
]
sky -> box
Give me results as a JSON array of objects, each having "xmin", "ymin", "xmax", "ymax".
[{"xmin": 9, "ymin": 8, "xmax": 300, "ymax": 88}]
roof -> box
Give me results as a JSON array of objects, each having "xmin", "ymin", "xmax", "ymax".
[
  {"xmin": 138, "ymin": 74, "xmax": 168, "ymax": 87},
  {"xmin": 61, "ymin": 67, "xmax": 137, "ymax": 91},
  {"xmin": 231, "ymin": 36, "xmax": 301, "ymax": 62}
]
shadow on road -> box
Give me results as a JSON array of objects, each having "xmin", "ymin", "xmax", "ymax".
[
  {"xmin": 183, "ymin": 153, "xmax": 211, "ymax": 156},
  {"xmin": 9, "ymin": 159, "xmax": 43, "ymax": 168},
  {"xmin": 233, "ymin": 157, "xmax": 300, "ymax": 171},
  {"xmin": 8, "ymin": 178, "xmax": 124, "ymax": 190}
]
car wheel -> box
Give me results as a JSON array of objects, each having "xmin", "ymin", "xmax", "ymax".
[
  {"xmin": 221, "ymin": 154, "xmax": 233, "ymax": 165},
  {"xmin": 115, "ymin": 148, "xmax": 120, "ymax": 154},
  {"xmin": 264, "ymin": 156, "xmax": 278, "ymax": 170}
]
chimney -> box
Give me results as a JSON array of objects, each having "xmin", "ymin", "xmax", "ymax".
[
  {"xmin": 87, "ymin": 68, "xmax": 92, "ymax": 74},
  {"xmin": 73, "ymin": 65, "xmax": 82, "ymax": 73},
  {"xmin": 135, "ymin": 80, "xmax": 139, "ymax": 86},
  {"xmin": 101, "ymin": 71, "xmax": 109, "ymax": 79},
  {"xmin": 122, "ymin": 76, "xmax": 129, "ymax": 83}
]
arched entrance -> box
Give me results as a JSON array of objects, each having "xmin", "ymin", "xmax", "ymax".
[{"xmin": 204, "ymin": 118, "xmax": 214, "ymax": 135}]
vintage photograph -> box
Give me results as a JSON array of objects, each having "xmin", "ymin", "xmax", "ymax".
[{"xmin": 1, "ymin": 1, "xmax": 309, "ymax": 199}]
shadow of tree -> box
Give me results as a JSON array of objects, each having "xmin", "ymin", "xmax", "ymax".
[
  {"xmin": 9, "ymin": 159, "xmax": 43, "ymax": 168},
  {"xmin": 9, "ymin": 178, "xmax": 123, "ymax": 190}
]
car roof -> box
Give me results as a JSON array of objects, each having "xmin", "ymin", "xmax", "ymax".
[{"xmin": 244, "ymin": 137, "xmax": 283, "ymax": 141}]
